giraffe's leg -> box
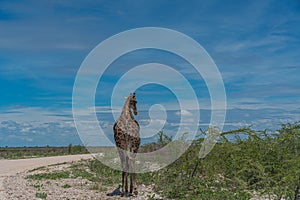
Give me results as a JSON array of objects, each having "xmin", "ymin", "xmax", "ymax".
[
  {"xmin": 129, "ymin": 151, "xmax": 138, "ymax": 195},
  {"xmin": 124, "ymin": 154, "xmax": 129, "ymax": 194},
  {"xmin": 118, "ymin": 148, "xmax": 128, "ymax": 196}
]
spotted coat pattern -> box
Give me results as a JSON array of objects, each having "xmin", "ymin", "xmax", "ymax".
[{"xmin": 113, "ymin": 93, "xmax": 140, "ymax": 196}]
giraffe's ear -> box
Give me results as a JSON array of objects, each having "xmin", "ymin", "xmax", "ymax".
[
  {"xmin": 124, "ymin": 96, "xmax": 127, "ymax": 100},
  {"xmin": 130, "ymin": 93, "xmax": 132, "ymax": 96}
]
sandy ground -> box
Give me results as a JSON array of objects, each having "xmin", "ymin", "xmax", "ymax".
[
  {"xmin": 0, "ymin": 154, "xmax": 94, "ymax": 177},
  {"xmin": 0, "ymin": 154, "xmax": 94, "ymax": 200},
  {"xmin": 0, "ymin": 154, "xmax": 162, "ymax": 200}
]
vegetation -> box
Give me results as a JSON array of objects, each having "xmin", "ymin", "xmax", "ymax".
[
  {"xmin": 0, "ymin": 145, "xmax": 88, "ymax": 159},
  {"xmin": 35, "ymin": 192, "xmax": 47, "ymax": 199},
  {"xmin": 138, "ymin": 121, "xmax": 300, "ymax": 199},
  {"xmin": 62, "ymin": 184, "xmax": 71, "ymax": 188},
  {"xmin": 27, "ymin": 171, "xmax": 71, "ymax": 180},
  {"xmin": 26, "ymin": 163, "xmax": 96, "ymax": 181},
  {"xmin": 139, "ymin": 130, "xmax": 173, "ymax": 153}
]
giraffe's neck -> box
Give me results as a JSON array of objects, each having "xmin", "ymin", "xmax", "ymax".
[{"xmin": 120, "ymin": 98, "xmax": 134, "ymax": 120}]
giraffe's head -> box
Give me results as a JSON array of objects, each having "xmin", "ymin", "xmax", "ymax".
[{"xmin": 129, "ymin": 92, "xmax": 138, "ymax": 115}]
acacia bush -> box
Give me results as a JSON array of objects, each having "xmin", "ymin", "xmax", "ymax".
[{"xmin": 138, "ymin": 122, "xmax": 300, "ymax": 199}]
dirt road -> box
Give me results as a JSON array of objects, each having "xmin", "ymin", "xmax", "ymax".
[
  {"xmin": 0, "ymin": 154, "xmax": 94, "ymax": 200},
  {"xmin": 0, "ymin": 154, "xmax": 94, "ymax": 177},
  {"xmin": 0, "ymin": 154, "xmax": 162, "ymax": 200}
]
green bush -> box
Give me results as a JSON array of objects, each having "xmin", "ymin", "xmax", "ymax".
[
  {"xmin": 137, "ymin": 122, "xmax": 300, "ymax": 199},
  {"xmin": 35, "ymin": 192, "xmax": 47, "ymax": 199}
]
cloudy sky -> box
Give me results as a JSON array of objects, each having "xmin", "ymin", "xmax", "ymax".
[{"xmin": 0, "ymin": 0, "xmax": 299, "ymax": 146}]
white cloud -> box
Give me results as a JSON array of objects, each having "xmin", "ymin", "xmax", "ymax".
[
  {"xmin": 176, "ymin": 109, "xmax": 193, "ymax": 117},
  {"xmin": 0, "ymin": 107, "xmax": 83, "ymax": 146}
]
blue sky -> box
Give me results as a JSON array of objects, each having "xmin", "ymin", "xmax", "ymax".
[{"xmin": 0, "ymin": 0, "xmax": 299, "ymax": 146}]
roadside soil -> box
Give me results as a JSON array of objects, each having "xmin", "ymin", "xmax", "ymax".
[{"xmin": 0, "ymin": 155, "xmax": 162, "ymax": 200}]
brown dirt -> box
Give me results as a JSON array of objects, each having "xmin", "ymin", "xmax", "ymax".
[{"xmin": 0, "ymin": 155, "xmax": 162, "ymax": 200}]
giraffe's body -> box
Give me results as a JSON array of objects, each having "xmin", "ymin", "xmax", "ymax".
[{"xmin": 113, "ymin": 93, "xmax": 140, "ymax": 196}]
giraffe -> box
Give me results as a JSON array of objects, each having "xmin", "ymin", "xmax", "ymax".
[{"xmin": 113, "ymin": 92, "xmax": 140, "ymax": 196}]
